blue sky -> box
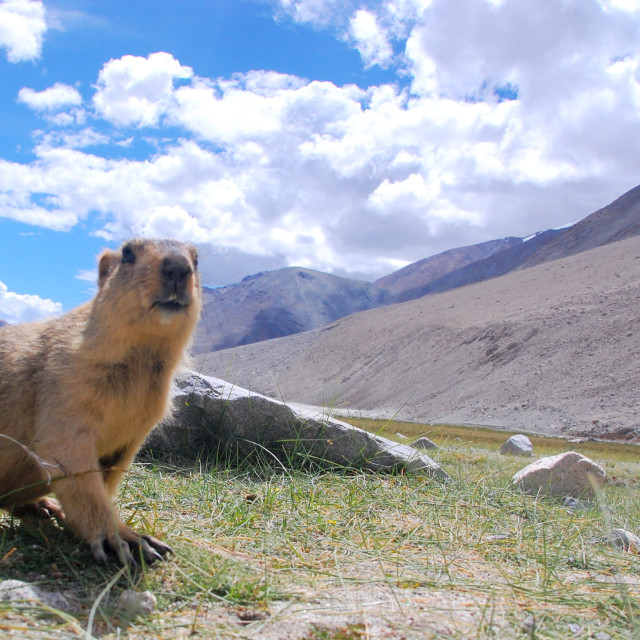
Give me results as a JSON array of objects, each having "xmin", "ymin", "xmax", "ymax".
[{"xmin": 1, "ymin": 0, "xmax": 640, "ymax": 321}]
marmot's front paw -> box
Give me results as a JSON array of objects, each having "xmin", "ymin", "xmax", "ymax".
[{"xmin": 89, "ymin": 525, "xmax": 173, "ymax": 566}]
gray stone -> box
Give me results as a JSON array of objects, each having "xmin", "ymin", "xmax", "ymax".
[
  {"xmin": 500, "ymin": 434, "xmax": 533, "ymax": 456},
  {"xmin": 412, "ymin": 437, "xmax": 438, "ymax": 450},
  {"xmin": 563, "ymin": 496, "xmax": 590, "ymax": 512},
  {"xmin": 522, "ymin": 614, "xmax": 536, "ymax": 635},
  {"xmin": 608, "ymin": 528, "xmax": 640, "ymax": 553},
  {"xmin": 512, "ymin": 451, "xmax": 606, "ymax": 499},
  {"xmin": 117, "ymin": 590, "xmax": 157, "ymax": 616},
  {"xmin": 0, "ymin": 579, "xmax": 74, "ymax": 612},
  {"xmin": 143, "ymin": 371, "xmax": 448, "ymax": 479}
]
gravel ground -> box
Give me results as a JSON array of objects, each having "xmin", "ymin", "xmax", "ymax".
[{"xmin": 197, "ymin": 235, "xmax": 640, "ymax": 441}]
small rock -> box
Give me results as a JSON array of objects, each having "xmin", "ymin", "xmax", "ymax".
[
  {"xmin": 500, "ymin": 434, "xmax": 533, "ymax": 456},
  {"xmin": 412, "ymin": 437, "xmax": 438, "ymax": 450},
  {"xmin": 117, "ymin": 590, "xmax": 157, "ymax": 617},
  {"xmin": 568, "ymin": 622, "xmax": 581, "ymax": 635},
  {"xmin": 396, "ymin": 432, "xmax": 408, "ymax": 440},
  {"xmin": 563, "ymin": 496, "xmax": 590, "ymax": 512},
  {"xmin": 0, "ymin": 579, "xmax": 74, "ymax": 612},
  {"xmin": 512, "ymin": 451, "xmax": 606, "ymax": 499},
  {"xmin": 522, "ymin": 614, "xmax": 535, "ymax": 635},
  {"xmin": 594, "ymin": 632, "xmax": 611, "ymax": 640},
  {"xmin": 608, "ymin": 529, "xmax": 640, "ymax": 553}
]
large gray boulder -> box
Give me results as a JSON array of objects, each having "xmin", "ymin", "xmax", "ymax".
[
  {"xmin": 512, "ymin": 451, "xmax": 606, "ymax": 499},
  {"xmin": 143, "ymin": 371, "xmax": 448, "ymax": 479}
]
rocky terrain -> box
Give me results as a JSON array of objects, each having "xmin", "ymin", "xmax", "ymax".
[
  {"xmin": 192, "ymin": 267, "xmax": 383, "ymax": 353},
  {"xmin": 520, "ymin": 183, "xmax": 640, "ymax": 268},
  {"xmin": 197, "ymin": 234, "xmax": 640, "ymax": 441},
  {"xmin": 373, "ymin": 237, "xmax": 522, "ymax": 295}
]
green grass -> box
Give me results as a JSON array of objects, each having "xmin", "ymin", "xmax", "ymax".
[{"xmin": 0, "ymin": 422, "xmax": 638, "ymax": 639}]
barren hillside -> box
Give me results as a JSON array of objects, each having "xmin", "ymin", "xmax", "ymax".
[
  {"xmin": 193, "ymin": 267, "xmax": 383, "ymax": 353},
  {"xmin": 197, "ymin": 235, "xmax": 640, "ymax": 440}
]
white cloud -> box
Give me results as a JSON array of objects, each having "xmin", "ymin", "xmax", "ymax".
[
  {"xmin": 0, "ymin": 280, "xmax": 62, "ymax": 324},
  {"xmin": 37, "ymin": 127, "xmax": 110, "ymax": 149},
  {"xmin": 93, "ymin": 52, "xmax": 193, "ymax": 127},
  {"xmin": 402, "ymin": 0, "xmax": 639, "ymax": 102},
  {"xmin": 348, "ymin": 9, "xmax": 393, "ymax": 67},
  {"xmin": 75, "ymin": 268, "xmax": 97, "ymax": 282},
  {"xmin": 3, "ymin": 1, "xmax": 640, "ymax": 283},
  {"xmin": 18, "ymin": 83, "xmax": 82, "ymax": 111},
  {"xmin": 277, "ymin": 0, "xmax": 351, "ymax": 24},
  {"xmin": 605, "ymin": 0, "xmax": 640, "ymax": 11},
  {"xmin": 0, "ymin": 0, "xmax": 47, "ymax": 62}
]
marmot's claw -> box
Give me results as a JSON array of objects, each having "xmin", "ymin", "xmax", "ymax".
[
  {"xmin": 12, "ymin": 498, "xmax": 66, "ymax": 522},
  {"xmin": 90, "ymin": 537, "xmax": 109, "ymax": 565},
  {"xmin": 89, "ymin": 530, "xmax": 172, "ymax": 566},
  {"xmin": 141, "ymin": 534, "xmax": 173, "ymax": 563},
  {"xmin": 90, "ymin": 533, "xmax": 136, "ymax": 566}
]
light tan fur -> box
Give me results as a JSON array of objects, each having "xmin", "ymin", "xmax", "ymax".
[{"xmin": 0, "ymin": 238, "xmax": 201, "ymax": 565}]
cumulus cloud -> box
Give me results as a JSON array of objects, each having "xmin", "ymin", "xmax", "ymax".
[
  {"xmin": 277, "ymin": 0, "xmax": 353, "ymax": 25},
  {"xmin": 18, "ymin": 83, "xmax": 82, "ymax": 111},
  {"xmin": 0, "ymin": 0, "xmax": 47, "ymax": 62},
  {"xmin": 348, "ymin": 9, "xmax": 393, "ymax": 67},
  {"xmin": 93, "ymin": 52, "xmax": 193, "ymax": 127},
  {"xmin": 0, "ymin": 280, "xmax": 62, "ymax": 323},
  {"xmin": 4, "ymin": 0, "xmax": 640, "ymax": 283}
]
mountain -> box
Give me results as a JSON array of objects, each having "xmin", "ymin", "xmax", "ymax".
[
  {"xmin": 374, "ymin": 237, "xmax": 522, "ymax": 296},
  {"xmin": 387, "ymin": 228, "xmax": 565, "ymax": 303},
  {"xmin": 194, "ymin": 239, "xmax": 525, "ymax": 354},
  {"xmin": 197, "ymin": 234, "xmax": 640, "ymax": 440},
  {"xmin": 192, "ymin": 267, "xmax": 384, "ymax": 353},
  {"xmin": 385, "ymin": 183, "xmax": 640, "ymax": 304},
  {"xmin": 194, "ymin": 183, "xmax": 640, "ymax": 354},
  {"xmin": 519, "ymin": 183, "xmax": 640, "ymax": 268},
  {"xmin": 0, "ymin": 320, "xmax": 6, "ymax": 327}
]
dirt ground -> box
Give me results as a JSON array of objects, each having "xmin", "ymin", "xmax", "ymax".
[{"xmin": 197, "ymin": 235, "xmax": 640, "ymax": 441}]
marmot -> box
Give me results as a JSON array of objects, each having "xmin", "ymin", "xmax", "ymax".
[{"xmin": 0, "ymin": 238, "xmax": 201, "ymax": 565}]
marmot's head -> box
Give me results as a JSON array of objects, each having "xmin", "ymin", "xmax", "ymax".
[{"xmin": 95, "ymin": 239, "xmax": 201, "ymax": 339}]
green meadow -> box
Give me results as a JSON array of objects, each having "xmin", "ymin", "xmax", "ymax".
[{"xmin": 0, "ymin": 421, "xmax": 638, "ymax": 639}]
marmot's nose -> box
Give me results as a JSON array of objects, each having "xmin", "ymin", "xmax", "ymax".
[{"xmin": 160, "ymin": 253, "xmax": 193, "ymax": 287}]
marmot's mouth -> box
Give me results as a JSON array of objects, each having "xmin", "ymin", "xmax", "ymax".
[{"xmin": 153, "ymin": 300, "xmax": 189, "ymax": 313}]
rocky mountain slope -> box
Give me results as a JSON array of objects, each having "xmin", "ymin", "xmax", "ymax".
[
  {"xmin": 386, "ymin": 184, "xmax": 640, "ymax": 303},
  {"xmin": 194, "ymin": 238, "xmax": 527, "ymax": 352},
  {"xmin": 192, "ymin": 267, "xmax": 384, "ymax": 353},
  {"xmin": 519, "ymin": 183, "xmax": 640, "ymax": 268},
  {"xmin": 197, "ymin": 235, "xmax": 640, "ymax": 440},
  {"xmin": 386, "ymin": 228, "xmax": 565, "ymax": 303},
  {"xmin": 373, "ymin": 237, "xmax": 522, "ymax": 295}
]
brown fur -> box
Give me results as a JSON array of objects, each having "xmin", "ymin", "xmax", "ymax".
[{"xmin": 0, "ymin": 238, "xmax": 201, "ymax": 565}]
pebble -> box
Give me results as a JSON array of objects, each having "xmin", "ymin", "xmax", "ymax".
[{"xmin": 117, "ymin": 590, "xmax": 157, "ymax": 617}]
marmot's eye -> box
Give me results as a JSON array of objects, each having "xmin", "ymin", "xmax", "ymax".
[
  {"xmin": 193, "ymin": 256, "xmax": 198, "ymax": 270},
  {"xmin": 121, "ymin": 245, "xmax": 136, "ymax": 264}
]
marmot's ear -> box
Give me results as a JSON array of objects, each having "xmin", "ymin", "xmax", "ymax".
[{"xmin": 98, "ymin": 250, "xmax": 119, "ymax": 288}]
